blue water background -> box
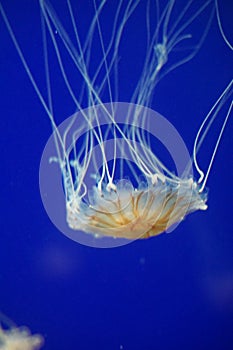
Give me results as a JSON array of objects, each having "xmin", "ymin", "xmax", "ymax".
[{"xmin": 0, "ymin": 1, "xmax": 232, "ymax": 349}]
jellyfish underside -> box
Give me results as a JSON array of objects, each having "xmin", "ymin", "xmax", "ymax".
[{"xmin": 67, "ymin": 177, "xmax": 207, "ymax": 239}]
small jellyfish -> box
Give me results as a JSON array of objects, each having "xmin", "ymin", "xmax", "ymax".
[{"xmin": 0, "ymin": 312, "xmax": 44, "ymax": 350}]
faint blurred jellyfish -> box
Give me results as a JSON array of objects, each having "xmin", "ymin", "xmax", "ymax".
[
  {"xmin": 0, "ymin": 312, "xmax": 44, "ymax": 350},
  {"xmin": 0, "ymin": 0, "xmax": 232, "ymax": 247}
]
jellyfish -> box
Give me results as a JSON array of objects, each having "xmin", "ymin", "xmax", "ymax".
[
  {"xmin": 0, "ymin": 312, "xmax": 44, "ymax": 350},
  {"xmin": 0, "ymin": 0, "xmax": 232, "ymax": 247}
]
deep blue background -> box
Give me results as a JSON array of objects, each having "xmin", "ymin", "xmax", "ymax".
[{"xmin": 0, "ymin": 1, "xmax": 232, "ymax": 349}]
